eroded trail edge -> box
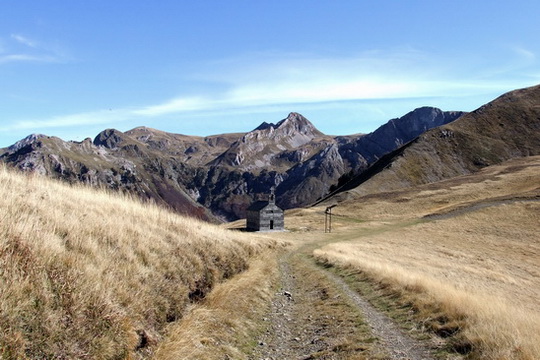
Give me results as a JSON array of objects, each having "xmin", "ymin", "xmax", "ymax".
[{"xmin": 250, "ymin": 251, "xmax": 437, "ymax": 360}]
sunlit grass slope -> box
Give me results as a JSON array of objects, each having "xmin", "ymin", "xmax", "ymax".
[
  {"xmin": 308, "ymin": 156, "xmax": 540, "ymax": 360},
  {"xmin": 0, "ymin": 165, "xmax": 278, "ymax": 359}
]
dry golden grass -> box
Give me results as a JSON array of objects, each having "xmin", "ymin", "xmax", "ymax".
[
  {"xmin": 289, "ymin": 156, "xmax": 540, "ymax": 360},
  {"xmin": 0, "ymin": 165, "xmax": 281, "ymax": 359},
  {"xmin": 322, "ymin": 155, "xmax": 539, "ymax": 223},
  {"xmin": 153, "ymin": 253, "xmax": 280, "ymax": 360},
  {"xmin": 314, "ymin": 203, "xmax": 540, "ymax": 359}
]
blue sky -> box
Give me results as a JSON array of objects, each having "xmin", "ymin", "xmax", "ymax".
[{"xmin": 1, "ymin": 1, "xmax": 539, "ymax": 148}]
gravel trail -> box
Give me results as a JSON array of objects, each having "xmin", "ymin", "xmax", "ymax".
[
  {"xmin": 250, "ymin": 251, "xmax": 437, "ymax": 360},
  {"xmin": 324, "ymin": 270, "xmax": 435, "ymax": 360}
]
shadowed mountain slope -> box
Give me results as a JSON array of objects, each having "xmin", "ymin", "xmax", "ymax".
[{"xmin": 322, "ymin": 84, "xmax": 540, "ymax": 203}]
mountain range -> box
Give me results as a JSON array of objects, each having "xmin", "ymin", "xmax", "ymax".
[{"xmin": 2, "ymin": 84, "xmax": 539, "ymax": 222}]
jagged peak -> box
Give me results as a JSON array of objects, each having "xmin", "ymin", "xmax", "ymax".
[
  {"xmin": 276, "ymin": 112, "xmax": 312, "ymax": 129},
  {"xmin": 252, "ymin": 112, "xmax": 324, "ymax": 137},
  {"xmin": 253, "ymin": 122, "xmax": 274, "ymax": 131},
  {"xmin": 8, "ymin": 133, "xmax": 47, "ymax": 152}
]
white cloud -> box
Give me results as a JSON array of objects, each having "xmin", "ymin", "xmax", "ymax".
[
  {"xmin": 132, "ymin": 49, "xmax": 526, "ymax": 118},
  {"xmin": 123, "ymin": 50, "xmax": 438, "ymax": 118},
  {"xmin": 1, "ymin": 109, "xmax": 132, "ymax": 132},
  {"xmin": 0, "ymin": 53, "xmax": 57, "ymax": 64},
  {"xmin": 186, "ymin": 50, "xmax": 494, "ymax": 105},
  {"xmin": 512, "ymin": 46, "xmax": 536, "ymax": 62}
]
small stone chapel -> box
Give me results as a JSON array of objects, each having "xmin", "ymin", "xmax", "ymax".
[{"xmin": 246, "ymin": 189, "xmax": 284, "ymax": 231}]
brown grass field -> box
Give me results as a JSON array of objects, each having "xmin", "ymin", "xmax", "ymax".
[
  {"xmin": 0, "ymin": 165, "xmax": 283, "ymax": 359},
  {"xmin": 291, "ymin": 155, "xmax": 540, "ymax": 360}
]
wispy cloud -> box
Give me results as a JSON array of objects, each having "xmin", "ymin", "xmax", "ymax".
[
  {"xmin": 0, "ymin": 54, "xmax": 58, "ymax": 63},
  {"xmin": 3, "ymin": 47, "xmax": 538, "ymax": 135},
  {"xmin": 0, "ymin": 33, "xmax": 67, "ymax": 64},
  {"xmin": 11, "ymin": 34, "xmax": 39, "ymax": 48},
  {"xmin": 512, "ymin": 46, "xmax": 536, "ymax": 62},
  {"xmin": 134, "ymin": 48, "xmax": 536, "ymax": 118},
  {"xmin": 129, "ymin": 50, "xmax": 434, "ymax": 118},
  {"xmin": 133, "ymin": 97, "xmax": 209, "ymax": 116},
  {"xmin": 0, "ymin": 109, "xmax": 131, "ymax": 132}
]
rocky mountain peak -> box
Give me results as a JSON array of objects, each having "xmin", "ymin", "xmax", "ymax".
[
  {"xmin": 93, "ymin": 129, "xmax": 127, "ymax": 149},
  {"xmin": 253, "ymin": 112, "xmax": 323, "ymax": 137},
  {"xmin": 278, "ymin": 112, "xmax": 323, "ymax": 136},
  {"xmin": 246, "ymin": 112, "xmax": 325, "ymax": 147},
  {"xmin": 277, "ymin": 112, "xmax": 310, "ymax": 126},
  {"xmin": 8, "ymin": 134, "xmax": 47, "ymax": 152},
  {"xmin": 250, "ymin": 112, "xmax": 325, "ymax": 148},
  {"xmin": 207, "ymin": 113, "xmax": 328, "ymax": 170}
]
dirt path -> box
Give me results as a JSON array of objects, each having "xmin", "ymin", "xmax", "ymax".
[
  {"xmin": 249, "ymin": 254, "xmax": 310, "ymax": 360},
  {"xmin": 323, "ymin": 270, "xmax": 435, "ymax": 360},
  {"xmin": 249, "ymin": 248, "xmax": 437, "ymax": 360},
  {"xmin": 424, "ymin": 196, "xmax": 540, "ymax": 221}
]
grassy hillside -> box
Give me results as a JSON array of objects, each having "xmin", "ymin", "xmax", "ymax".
[
  {"xmin": 288, "ymin": 156, "xmax": 540, "ymax": 359},
  {"xmin": 331, "ymin": 84, "xmax": 540, "ymax": 200},
  {"xmin": 0, "ymin": 165, "xmax": 280, "ymax": 359}
]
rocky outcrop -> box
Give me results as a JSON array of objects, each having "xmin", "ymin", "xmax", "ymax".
[
  {"xmin": 93, "ymin": 129, "xmax": 126, "ymax": 149},
  {"xmin": 7, "ymin": 133, "xmax": 48, "ymax": 153},
  {"xmin": 338, "ymin": 107, "xmax": 464, "ymax": 168},
  {"xmin": 278, "ymin": 144, "xmax": 346, "ymax": 208}
]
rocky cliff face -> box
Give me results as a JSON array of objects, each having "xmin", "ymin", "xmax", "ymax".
[
  {"xmin": 337, "ymin": 107, "xmax": 465, "ymax": 166},
  {"xmin": 1, "ymin": 109, "xmax": 464, "ymax": 221}
]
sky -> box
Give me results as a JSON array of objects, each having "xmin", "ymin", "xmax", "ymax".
[{"xmin": 1, "ymin": 1, "xmax": 539, "ymax": 148}]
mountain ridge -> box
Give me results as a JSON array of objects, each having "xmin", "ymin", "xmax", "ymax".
[
  {"xmin": 1, "ymin": 106, "xmax": 465, "ymax": 221},
  {"xmin": 320, "ymin": 84, "xmax": 540, "ymax": 204}
]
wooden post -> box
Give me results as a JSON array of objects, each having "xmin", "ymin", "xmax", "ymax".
[
  {"xmin": 325, "ymin": 208, "xmax": 328, "ymax": 233},
  {"xmin": 325, "ymin": 205, "xmax": 336, "ymax": 233}
]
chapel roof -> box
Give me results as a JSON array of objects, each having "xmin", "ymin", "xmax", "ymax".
[{"xmin": 247, "ymin": 200, "xmax": 272, "ymax": 211}]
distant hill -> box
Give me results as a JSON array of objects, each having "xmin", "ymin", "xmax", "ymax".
[
  {"xmin": 1, "ymin": 108, "xmax": 464, "ymax": 221},
  {"xmin": 321, "ymin": 84, "xmax": 540, "ymax": 203}
]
